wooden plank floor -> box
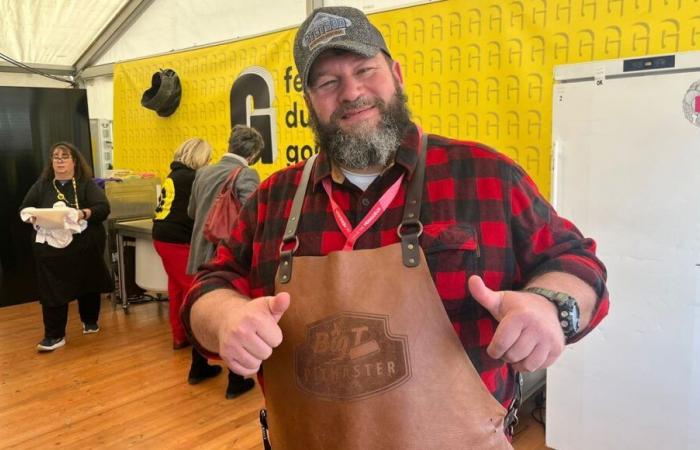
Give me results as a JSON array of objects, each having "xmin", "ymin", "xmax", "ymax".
[{"xmin": 0, "ymin": 299, "xmax": 549, "ymax": 449}]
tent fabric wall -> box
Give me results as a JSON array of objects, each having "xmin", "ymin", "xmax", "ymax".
[
  {"xmin": 94, "ymin": 0, "xmax": 307, "ymax": 66},
  {"xmin": 94, "ymin": 0, "xmax": 437, "ymax": 67},
  {"xmin": 113, "ymin": 0, "xmax": 700, "ymax": 197}
]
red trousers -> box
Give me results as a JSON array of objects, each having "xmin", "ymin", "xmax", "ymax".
[{"xmin": 153, "ymin": 240, "xmax": 193, "ymax": 345}]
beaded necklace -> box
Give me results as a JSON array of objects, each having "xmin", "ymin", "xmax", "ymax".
[{"xmin": 52, "ymin": 178, "xmax": 80, "ymax": 209}]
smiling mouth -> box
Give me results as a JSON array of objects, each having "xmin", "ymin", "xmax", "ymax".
[{"xmin": 342, "ymin": 106, "xmax": 375, "ymax": 120}]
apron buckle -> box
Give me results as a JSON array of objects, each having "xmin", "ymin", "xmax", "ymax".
[
  {"xmin": 505, "ymin": 372, "xmax": 523, "ymax": 437},
  {"xmin": 397, "ymin": 220, "xmax": 423, "ymax": 267},
  {"xmin": 279, "ymin": 236, "xmax": 300, "ymax": 254},
  {"xmin": 277, "ymin": 237, "xmax": 300, "ymax": 284},
  {"xmin": 396, "ymin": 219, "xmax": 423, "ymax": 239},
  {"xmin": 259, "ymin": 409, "xmax": 272, "ymax": 450}
]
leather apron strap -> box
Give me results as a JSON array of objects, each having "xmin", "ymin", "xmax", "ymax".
[
  {"xmin": 278, "ymin": 134, "xmax": 428, "ymax": 285},
  {"xmin": 278, "ymin": 154, "xmax": 317, "ymax": 284}
]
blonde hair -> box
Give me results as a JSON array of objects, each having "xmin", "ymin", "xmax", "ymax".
[{"xmin": 174, "ymin": 138, "xmax": 213, "ymax": 169}]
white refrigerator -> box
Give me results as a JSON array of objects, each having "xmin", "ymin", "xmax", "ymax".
[{"xmin": 548, "ymin": 51, "xmax": 700, "ymax": 450}]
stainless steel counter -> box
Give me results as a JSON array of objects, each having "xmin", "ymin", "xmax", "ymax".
[{"xmin": 115, "ymin": 218, "xmax": 153, "ymax": 239}]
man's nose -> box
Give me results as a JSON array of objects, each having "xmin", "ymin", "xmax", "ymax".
[{"xmin": 337, "ymin": 76, "xmax": 364, "ymax": 103}]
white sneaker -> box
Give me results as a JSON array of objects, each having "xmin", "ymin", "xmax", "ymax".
[
  {"xmin": 82, "ymin": 323, "xmax": 100, "ymax": 334},
  {"xmin": 37, "ymin": 337, "xmax": 65, "ymax": 352}
]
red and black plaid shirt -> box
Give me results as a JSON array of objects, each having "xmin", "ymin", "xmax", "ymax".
[{"xmin": 183, "ymin": 123, "xmax": 609, "ymax": 406}]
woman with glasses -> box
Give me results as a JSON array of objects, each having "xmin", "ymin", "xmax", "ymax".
[{"xmin": 20, "ymin": 142, "xmax": 112, "ymax": 352}]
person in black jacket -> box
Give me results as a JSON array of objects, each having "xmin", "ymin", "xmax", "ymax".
[
  {"xmin": 152, "ymin": 138, "xmax": 213, "ymax": 351},
  {"xmin": 20, "ymin": 142, "xmax": 112, "ymax": 352}
]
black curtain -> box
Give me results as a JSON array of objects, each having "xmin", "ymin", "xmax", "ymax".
[{"xmin": 0, "ymin": 86, "xmax": 93, "ymax": 307}]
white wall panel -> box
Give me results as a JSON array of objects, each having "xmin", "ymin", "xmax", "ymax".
[
  {"xmin": 95, "ymin": 0, "xmax": 307, "ymax": 65},
  {"xmin": 84, "ymin": 76, "xmax": 114, "ymax": 120}
]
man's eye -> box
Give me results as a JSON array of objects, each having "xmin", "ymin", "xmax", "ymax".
[
  {"xmin": 316, "ymin": 79, "xmax": 338, "ymax": 90},
  {"xmin": 357, "ymin": 67, "xmax": 376, "ymax": 77}
]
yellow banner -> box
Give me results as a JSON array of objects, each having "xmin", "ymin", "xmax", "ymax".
[{"xmin": 114, "ymin": 0, "xmax": 700, "ymax": 198}]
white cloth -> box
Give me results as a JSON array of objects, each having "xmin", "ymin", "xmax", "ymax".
[{"xmin": 20, "ymin": 202, "xmax": 87, "ymax": 248}]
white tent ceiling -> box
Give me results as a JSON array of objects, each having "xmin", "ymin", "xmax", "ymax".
[
  {"xmin": 0, "ymin": 0, "xmax": 159, "ymax": 80},
  {"xmin": 0, "ymin": 0, "xmax": 427, "ymax": 84},
  {"xmin": 0, "ymin": 0, "xmax": 129, "ymax": 66}
]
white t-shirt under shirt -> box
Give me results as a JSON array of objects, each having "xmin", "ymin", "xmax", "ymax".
[{"xmin": 340, "ymin": 168, "xmax": 380, "ymax": 191}]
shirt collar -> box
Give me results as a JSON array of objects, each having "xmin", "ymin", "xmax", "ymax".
[
  {"xmin": 221, "ymin": 153, "xmax": 249, "ymax": 166},
  {"xmin": 311, "ymin": 122, "xmax": 421, "ymax": 190}
]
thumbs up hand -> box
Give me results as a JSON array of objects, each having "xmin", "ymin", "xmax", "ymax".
[
  {"xmin": 468, "ymin": 275, "xmax": 565, "ymax": 373},
  {"xmin": 218, "ymin": 292, "xmax": 290, "ymax": 376}
]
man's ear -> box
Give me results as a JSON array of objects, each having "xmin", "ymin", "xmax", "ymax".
[{"xmin": 391, "ymin": 59, "xmax": 404, "ymax": 88}]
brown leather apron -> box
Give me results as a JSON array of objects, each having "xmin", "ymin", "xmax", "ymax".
[{"xmin": 263, "ymin": 144, "xmax": 512, "ymax": 450}]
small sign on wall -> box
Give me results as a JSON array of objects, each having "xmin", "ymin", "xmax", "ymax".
[{"xmin": 683, "ymin": 80, "xmax": 700, "ymax": 127}]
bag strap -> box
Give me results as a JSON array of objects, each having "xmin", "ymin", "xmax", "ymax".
[{"xmin": 219, "ymin": 166, "xmax": 243, "ymax": 196}]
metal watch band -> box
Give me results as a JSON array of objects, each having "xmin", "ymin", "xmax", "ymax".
[{"xmin": 523, "ymin": 286, "xmax": 580, "ymax": 339}]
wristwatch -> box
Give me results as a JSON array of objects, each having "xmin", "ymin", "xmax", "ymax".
[{"xmin": 523, "ymin": 287, "xmax": 580, "ymax": 340}]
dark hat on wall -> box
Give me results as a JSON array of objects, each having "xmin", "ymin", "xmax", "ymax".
[
  {"xmin": 141, "ymin": 69, "xmax": 181, "ymax": 117},
  {"xmin": 293, "ymin": 6, "xmax": 391, "ymax": 89}
]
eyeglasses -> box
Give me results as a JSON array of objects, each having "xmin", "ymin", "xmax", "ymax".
[{"xmin": 52, "ymin": 155, "xmax": 72, "ymax": 161}]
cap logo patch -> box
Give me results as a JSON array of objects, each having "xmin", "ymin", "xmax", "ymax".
[{"xmin": 302, "ymin": 13, "xmax": 352, "ymax": 51}]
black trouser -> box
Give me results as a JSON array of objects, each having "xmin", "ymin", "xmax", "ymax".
[
  {"xmin": 42, "ymin": 293, "xmax": 101, "ymax": 338},
  {"xmin": 191, "ymin": 348, "xmax": 248, "ymax": 385}
]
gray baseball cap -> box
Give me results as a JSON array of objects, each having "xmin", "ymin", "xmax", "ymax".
[{"xmin": 293, "ymin": 6, "xmax": 391, "ymax": 89}]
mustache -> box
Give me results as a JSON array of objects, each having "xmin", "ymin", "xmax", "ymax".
[{"xmin": 330, "ymin": 97, "xmax": 385, "ymax": 123}]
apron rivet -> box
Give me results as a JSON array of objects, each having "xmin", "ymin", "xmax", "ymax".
[
  {"xmin": 408, "ymin": 244, "xmax": 414, "ymax": 250},
  {"xmin": 282, "ymin": 275, "xmax": 288, "ymax": 280},
  {"xmin": 409, "ymin": 258, "xmax": 415, "ymax": 264},
  {"xmin": 408, "ymin": 213, "xmax": 414, "ymax": 218}
]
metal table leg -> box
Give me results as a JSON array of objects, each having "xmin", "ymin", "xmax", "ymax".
[{"xmin": 116, "ymin": 232, "xmax": 129, "ymax": 311}]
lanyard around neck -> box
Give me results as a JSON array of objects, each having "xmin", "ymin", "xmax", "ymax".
[
  {"xmin": 322, "ymin": 173, "xmax": 404, "ymax": 251},
  {"xmin": 321, "ymin": 127, "xmax": 425, "ymax": 251},
  {"xmin": 53, "ymin": 178, "xmax": 79, "ymax": 209}
]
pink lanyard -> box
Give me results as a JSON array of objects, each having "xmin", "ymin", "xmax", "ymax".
[
  {"xmin": 322, "ymin": 173, "xmax": 404, "ymax": 251},
  {"xmin": 321, "ymin": 126, "xmax": 424, "ymax": 251}
]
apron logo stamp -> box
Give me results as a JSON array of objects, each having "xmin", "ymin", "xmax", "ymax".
[{"xmin": 294, "ymin": 312, "xmax": 411, "ymax": 401}]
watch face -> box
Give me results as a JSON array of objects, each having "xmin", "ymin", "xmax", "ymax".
[
  {"xmin": 558, "ymin": 299, "xmax": 580, "ymax": 337},
  {"xmin": 523, "ymin": 287, "xmax": 580, "ymax": 338}
]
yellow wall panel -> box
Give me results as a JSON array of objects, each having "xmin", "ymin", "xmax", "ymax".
[{"xmin": 114, "ymin": 0, "xmax": 700, "ymax": 197}]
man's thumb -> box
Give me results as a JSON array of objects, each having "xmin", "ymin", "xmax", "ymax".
[
  {"xmin": 468, "ymin": 275, "xmax": 503, "ymax": 321},
  {"xmin": 267, "ymin": 292, "xmax": 291, "ymax": 322}
]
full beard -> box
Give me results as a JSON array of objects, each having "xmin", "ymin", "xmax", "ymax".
[{"xmin": 309, "ymin": 89, "xmax": 412, "ymax": 170}]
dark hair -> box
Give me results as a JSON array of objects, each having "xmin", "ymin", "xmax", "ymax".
[
  {"xmin": 228, "ymin": 125, "xmax": 264, "ymax": 164},
  {"xmin": 41, "ymin": 142, "xmax": 93, "ymax": 181}
]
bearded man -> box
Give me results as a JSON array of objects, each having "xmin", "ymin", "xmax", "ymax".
[{"xmin": 182, "ymin": 6, "xmax": 609, "ymax": 449}]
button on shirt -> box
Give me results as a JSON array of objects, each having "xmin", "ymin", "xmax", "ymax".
[{"xmin": 183, "ymin": 123, "xmax": 610, "ymax": 407}]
